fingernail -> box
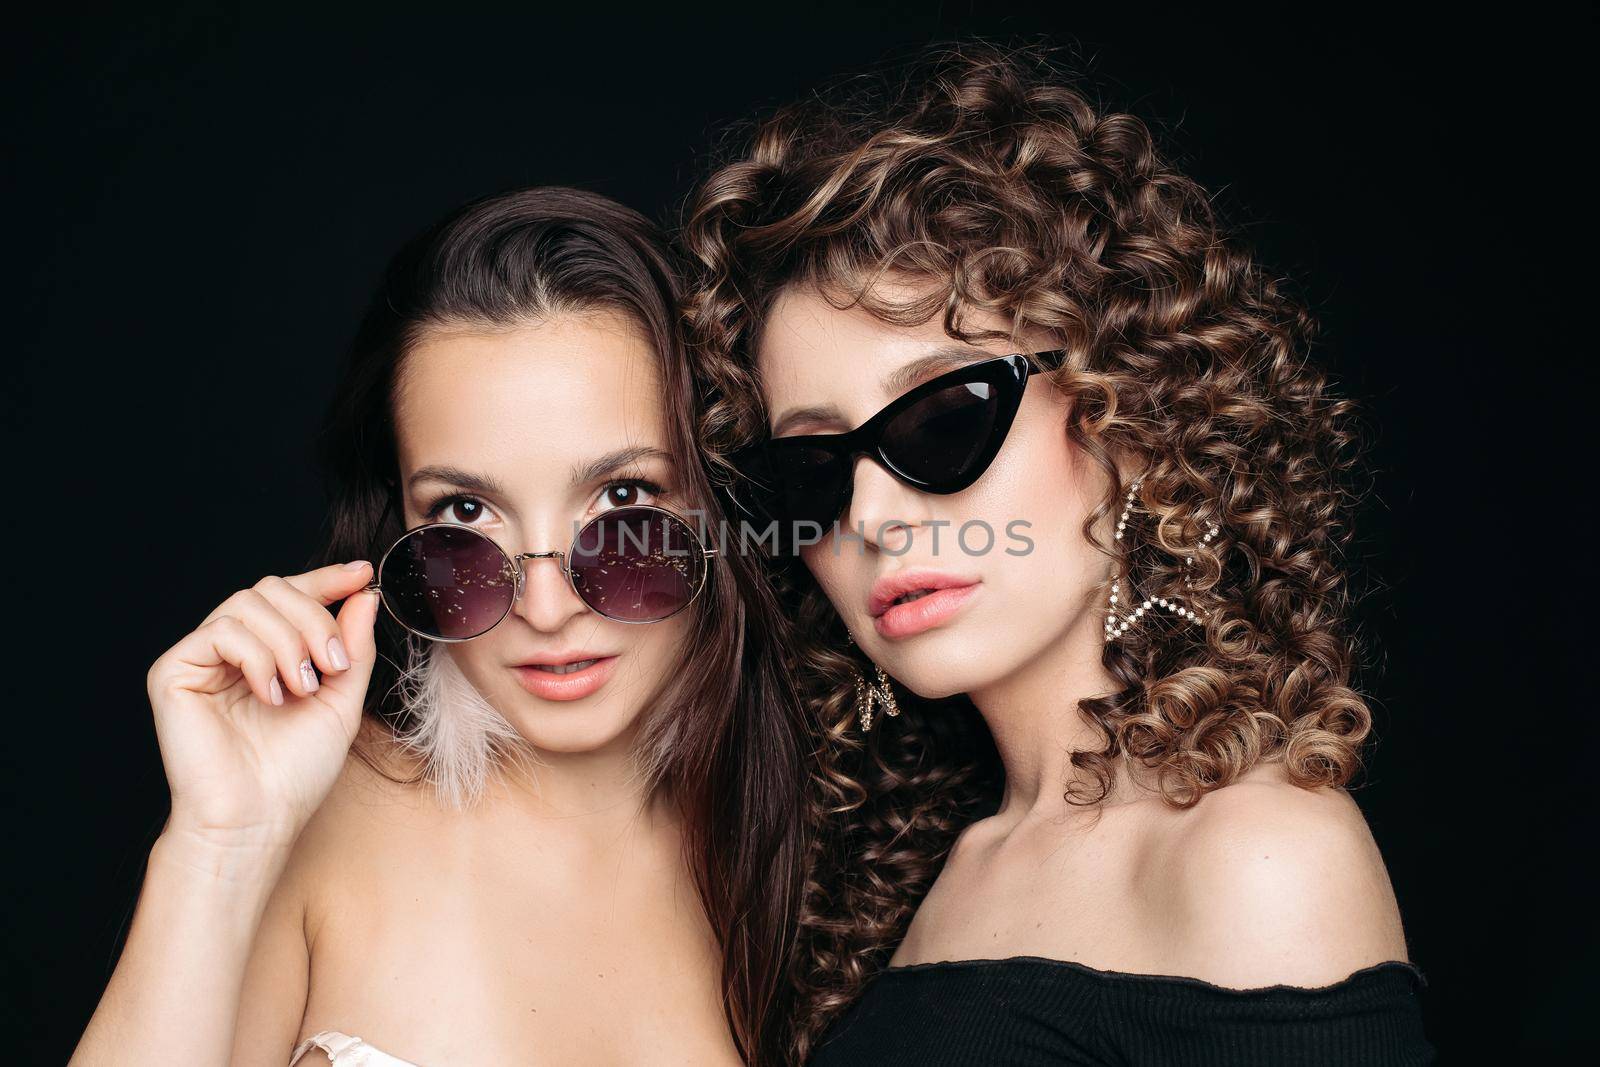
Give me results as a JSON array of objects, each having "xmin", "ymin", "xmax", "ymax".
[
  {"xmin": 343, "ymin": 560, "xmax": 370, "ymax": 571},
  {"xmin": 269, "ymin": 676, "xmax": 284, "ymax": 706},
  {"xmin": 327, "ymin": 635, "xmax": 350, "ymax": 671},
  {"xmin": 299, "ymin": 658, "xmax": 319, "ymax": 693}
]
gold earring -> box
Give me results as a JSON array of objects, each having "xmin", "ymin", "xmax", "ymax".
[
  {"xmin": 845, "ymin": 630, "xmax": 900, "ymax": 732},
  {"xmin": 854, "ymin": 665, "xmax": 901, "ymax": 732}
]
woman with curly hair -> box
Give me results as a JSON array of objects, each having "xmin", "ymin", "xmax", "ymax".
[{"xmin": 682, "ymin": 43, "xmax": 1435, "ymax": 1064}]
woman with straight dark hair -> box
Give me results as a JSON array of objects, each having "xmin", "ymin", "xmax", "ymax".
[
  {"xmin": 683, "ymin": 43, "xmax": 1435, "ymax": 1064},
  {"xmin": 72, "ymin": 186, "xmax": 807, "ymax": 1066}
]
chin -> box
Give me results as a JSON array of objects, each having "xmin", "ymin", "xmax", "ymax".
[
  {"xmin": 878, "ymin": 631, "xmax": 1011, "ymax": 700},
  {"xmin": 499, "ymin": 703, "xmax": 636, "ymax": 755},
  {"xmin": 883, "ymin": 643, "xmax": 992, "ymax": 700}
]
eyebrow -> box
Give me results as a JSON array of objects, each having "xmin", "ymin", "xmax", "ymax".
[
  {"xmin": 570, "ymin": 445, "xmax": 675, "ymax": 486},
  {"xmin": 408, "ymin": 446, "xmax": 674, "ymax": 497},
  {"xmin": 408, "ymin": 465, "xmax": 508, "ymax": 497},
  {"xmin": 770, "ymin": 344, "xmax": 1000, "ymax": 437}
]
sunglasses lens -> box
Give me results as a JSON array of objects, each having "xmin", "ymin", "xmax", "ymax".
[
  {"xmin": 880, "ymin": 378, "xmax": 1006, "ymax": 488},
  {"xmin": 733, "ymin": 356, "xmax": 1030, "ymax": 539},
  {"xmin": 754, "ymin": 441, "xmax": 852, "ymax": 530},
  {"xmin": 569, "ymin": 507, "xmax": 707, "ymax": 622},
  {"xmin": 379, "ymin": 525, "xmax": 517, "ymax": 640}
]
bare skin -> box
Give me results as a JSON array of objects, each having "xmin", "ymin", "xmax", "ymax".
[
  {"xmin": 73, "ymin": 312, "xmax": 743, "ymax": 1066},
  {"xmin": 756, "ymin": 280, "xmax": 1410, "ymax": 991},
  {"xmin": 234, "ymin": 727, "xmax": 734, "ymax": 1064}
]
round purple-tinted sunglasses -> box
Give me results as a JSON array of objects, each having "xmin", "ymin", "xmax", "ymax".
[{"xmin": 364, "ymin": 504, "xmax": 717, "ymax": 641}]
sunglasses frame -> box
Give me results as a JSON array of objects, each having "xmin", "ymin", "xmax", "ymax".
[
  {"xmin": 364, "ymin": 503, "xmax": 719, "ymax": 642},
  {"xmin": 733, "ymin": 350, "xmax": 1062, "ymax": 531}
]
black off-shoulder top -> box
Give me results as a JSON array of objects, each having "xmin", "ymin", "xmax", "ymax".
[{"xmin": 809, "ymin": 956, "xmax": 1434, "ymax": 1066}]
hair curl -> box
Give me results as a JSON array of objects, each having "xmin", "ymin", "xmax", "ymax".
[{"xmin": 679, "ymin": 41, "xmax": 1378, "ymax": 1059}]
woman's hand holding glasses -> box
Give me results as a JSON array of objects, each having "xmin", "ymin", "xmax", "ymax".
[{"xmin": 144, "ymin": 561, "xmax": 381, "ymax": 864}]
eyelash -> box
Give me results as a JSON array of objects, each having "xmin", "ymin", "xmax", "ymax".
[
  {"xmin": 421, "ymin": 476, "xmax": 669, "ymax": 521},
  {"xmin": 421, "ymin": 493, "xmax": 483, "ymax": 522}
]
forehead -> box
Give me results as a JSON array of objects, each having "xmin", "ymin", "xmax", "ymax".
[
  {"xmin": 755, "ymin": 281, "xmax": 1023, "ymax": 426},
  {"xmin": 393, "ymin": 311, "xmax": 666, "ymax": 473},
  {"xmin": 759, "ymin": 284, "xmax": 950, "ymax": 377}
]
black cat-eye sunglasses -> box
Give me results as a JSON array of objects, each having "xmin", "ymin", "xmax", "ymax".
[{"xmin": 732, "ymin": 350, "xmax": 1061, "ymax": 541}]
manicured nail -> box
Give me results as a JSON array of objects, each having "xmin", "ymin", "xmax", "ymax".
[
  {"xmin": 327, "ymin": 635, "xmax": 350, "ymax": 671},
  {"xmin": 269, "ymin": 676, "xmax": 284, "ymax": 706},
  {"xmin": 343, "ymin": 559, "xmax": 370, "ymax": 571},
  {"xmin": 299, "ymin": 658, "xmax": 319, "ymax": 693}
]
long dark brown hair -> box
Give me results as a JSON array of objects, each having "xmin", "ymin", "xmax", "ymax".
[
  {"xmin": 680, "ymin": 42, "xmax": 1376, "ymax": 1058},
  {"xmin": 313, "ymin": 186, "xmax": 808, "ymax": 1065}
]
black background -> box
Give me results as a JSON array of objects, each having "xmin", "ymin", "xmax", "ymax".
[{"xmin": 4, "ymin": 5, "xmax": 1584, "ymax": 1061}]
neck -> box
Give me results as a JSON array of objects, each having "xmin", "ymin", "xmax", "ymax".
[
  {"xmin": 966, "ymin": 607, "xmax": 1153, "ymax": 823},
  {"xmin": 491, "ymin": 712, "xmax": 668, "ymax": 829},
  {"xmin": 465, "ymin": 718, "xmax": 685, "ymax": 877},
  {"xmin": 371, "ymin": 702, "xmax": 672, "ymax": 838}
]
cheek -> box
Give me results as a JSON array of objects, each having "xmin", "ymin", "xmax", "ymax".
[
  {"xmin": 605, "ymin": 612, "xmax": 693, "ymax": 697},
  {"xmin": 997, "ymin": 388, "xmax": 1094, "ymax": 515},
  {"xmin": 958, "ymin": 418, "xmax": 1080, "ymax": 542},
  {"xmin": 437, "ymin": 643, "xmax": 499, "ymax": 704},
  {"xmin": 639, "ymin": 615, "xmax": 690, "ymax": 663},
  {"xmin": 799, "ymin": 544, "xmax": 863, "ymax": 625},
  {"xmin": 961, "ymin": 406, "xmax": 1106, "ymax": 601}
]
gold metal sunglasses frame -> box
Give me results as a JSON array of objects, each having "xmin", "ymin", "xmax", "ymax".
[{"xmin": 363, "ymin": 503, "xmax": 719, "ymax": 641}]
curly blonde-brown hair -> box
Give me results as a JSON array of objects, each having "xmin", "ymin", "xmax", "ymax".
[{"xmin": 679, "ymin": 41, "xmax": 1375, "ymax": 1060}]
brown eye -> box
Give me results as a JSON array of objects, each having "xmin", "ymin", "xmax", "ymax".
[
  {"xmin": 441, "ymin": 497, "xmax": 487, "ymax": 524},
  {"xmin": 598, "ymin": 480, "xmax": 663, "ymax": 511}
]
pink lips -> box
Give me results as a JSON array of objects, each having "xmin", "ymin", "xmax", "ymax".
[
  {"xmin": 868, "ymin": 569, "xmax": 982, "ymax": 639},
  {"xmin": 511, "ymin": 655, "xmax": 619, "ymax": 701}
]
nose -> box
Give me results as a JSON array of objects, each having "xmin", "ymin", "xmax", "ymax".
[
  {"xmin": 845, "ymin": 455, "xmax": 928, "ymax": 556},
  {"xmin": 508, "ymin": 549, "xmax": 591, "ymax": 632}
]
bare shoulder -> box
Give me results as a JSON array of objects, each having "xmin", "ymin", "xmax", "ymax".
[
  {"xmin": 1145, "ymin": 762, "xmax": 1410, "ymax": 988},
  {"xmin": 227, "ymin": 729, "xmax": 417, "ymax": 1065},
  {"xmin": 285, "ymin": 721, "xmax": 433, "ymax": 910}
]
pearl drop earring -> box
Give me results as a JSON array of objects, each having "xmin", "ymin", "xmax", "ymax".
[{"xmin": 1104, "ymin": 480, "xmax": 1221, "ymax": 643}]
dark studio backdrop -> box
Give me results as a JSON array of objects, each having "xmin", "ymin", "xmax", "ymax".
[{"xmin": 3, "ymin": 5, "xmax": 1584, "ymax": 1062}]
